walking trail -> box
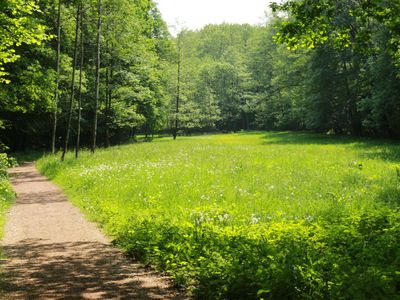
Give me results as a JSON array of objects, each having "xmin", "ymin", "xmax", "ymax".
[{"xmin": 1, "ymin": 163, "xmax": 185, "ymax": 299}]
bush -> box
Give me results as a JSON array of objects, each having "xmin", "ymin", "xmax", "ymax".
[
  {"xmin": 114, "ymin": 209, "xmax": 400, "ymax": 299},
  {"xmin": 0, "ymin": 153, "xmax": 17, "ymax": 177},
  {"xmin": 0, "ymin": 153, "xmax": 15, "ymax": 239}
]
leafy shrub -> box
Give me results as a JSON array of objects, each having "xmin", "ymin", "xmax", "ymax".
[
  {"xmin": 0, "ymin": 153, "xmax": 17, "ymax": 177},
  {"xmin": 0, "ymin": 153, "xmax": 15, "ymax": 238},
  {"xmin": 112, "ymin": 209, "xmax": 400, "ymax": 299}
]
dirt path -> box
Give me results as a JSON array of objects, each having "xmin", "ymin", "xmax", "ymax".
[{"xmin": 1, "ymin": 163, "xmax": 185, "ymax": 299}]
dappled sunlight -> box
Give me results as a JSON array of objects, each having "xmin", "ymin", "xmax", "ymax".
[{"xmin": 1, "ymin": 239, "xmax": 181, "ymax": 299}]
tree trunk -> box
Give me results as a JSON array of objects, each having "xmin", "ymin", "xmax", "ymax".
[
  {"xmin": 91, "ymin": 0, "xmax": 101, "ymax": 153},
  {"xmin": 51, "ymin": 0, "xmax": 61, "ymax": 154},
  {"xmin": 75, "ymin": 1, "xmax": 84, "ymax": 159},
  {"xmin": 107, "ymin": 67, "xmax": 113, "ymax": 145},
  {"xmin": 104, "ymin": 44, "xmax": 112, "ymax": 147},
  {"xmin": 173, "ymin": 33, "xmax": 181, "ymax": 140},
  {"xmin": 61, "ymin": 3, "xmax": 80, "ymax": 161},
  {"xmin": 104, "ymin": 24, "xmax": 112, "ymax": 148},
  {"xmin": 132, "ymin": 127, "xmax": 136, "ymax": 140},
  {"xmin": 104, "ymin": 64, "xmax": 110, "ymax": 147}
]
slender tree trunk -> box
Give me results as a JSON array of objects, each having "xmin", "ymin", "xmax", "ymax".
[
  {"xmin": 51, "ymin": 0, "xmax": 62, "ymax": 154},
  {"xmin": 104, "ymin": 58, "xmax": 111, "ymax": 147},
  {"xmin": 173, "ymin": 33, "xmax": 181, "ymax": 140},
  {"xmin": 132, "ymin": 127, "xmax": 136, "ymax": 140},
  {"xmin": 61, "ymin": 4, "xmax": 80, "ymax": 161},
  {"xmin": 75, "ymin": 1, "xmax": 84, "ymax": 159},
  {"xmin": 106, "ymin": 66, "xmax": 113, "ymax": 145},
  {"xmin": 104, "ymin": 24, "xmax": 111, "ymax": 148},
  {"xmin": 208, "ymin": 88, "xmax": 212, "ymax": 128},
  {"xmin": 105, "ymin": 64, "xmax": 110, "ymax": 147},
  {"xmin": 91, "ymin": 0, "xmax": 101, "ymax": 153},
  {"xmin": 342, "ymin": 56, "xmax": 358, "ymax": 134}
]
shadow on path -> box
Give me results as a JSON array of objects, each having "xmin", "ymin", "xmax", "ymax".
[{"xmin": 1, "ymin": 239, "xmax": 180, "ymax": 299}]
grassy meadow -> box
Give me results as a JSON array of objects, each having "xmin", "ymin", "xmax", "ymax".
[{"xmin": 37, "ymin": 132, "xmax": 400, "ymax": 299}]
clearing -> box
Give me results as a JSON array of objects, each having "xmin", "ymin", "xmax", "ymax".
[{"xmin": 35, "ymin": 132, "xmax": 400, "ymax": 299}]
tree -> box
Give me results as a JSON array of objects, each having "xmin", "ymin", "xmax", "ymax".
[
  {"xmin": 173, "ymin": 32, "xmax": 181, "ymax": 140},
  {"xmin": 270, "ymin": 0, "xmax": 400, "ymax": 62},
  {"xmin": 0, "ymin": 0, "xmax": 174, "ymax": 151},
  {"xmin": 360, "ymin": 27, "xmax": 400, "ymax": 137},
  {"xmin": 61, "ymin": 2, "xmax": 80, "ymax": 161},
  {"xmin": 51, "ymin": 0, "xmax": 62, "ymax": 154},
  {"xmin": 91, "ymin": 0, "xmax": 102, "ymax": 153},
  {"xmin": 75, "ymin": 1, "xmax": 84, "ymax": 158}
]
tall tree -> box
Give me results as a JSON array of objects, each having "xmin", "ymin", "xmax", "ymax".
[
  {"xmin": 51, "ymin": 0, "xmax": 62, "ymax": 154},
  {"xmin": 91, "ymin": 0, "xmax": 102, "ymax": 153},
  {"xmin": 173, "ymin": 32, "xmax": 181, "ymax": 140},
  {"xmin": 75, "ymin": 0, "xmax": 84, "ymax": 158},
  {"xmin": 104, "ymin": 22, "xmax": 111, "ymax": 148},
  {"xmin": 61, "ymin": 3, "xmax": 80, "ymax": 161}
]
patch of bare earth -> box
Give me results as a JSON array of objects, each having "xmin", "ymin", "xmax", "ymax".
[{"xmin": 0, "ymin": 163, "xmax": 187, "ymax": 299}]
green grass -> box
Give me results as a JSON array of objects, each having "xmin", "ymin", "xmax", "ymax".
[{"xmin": 37, "ymin": 132, "xmax": 400, "ymax": 299}]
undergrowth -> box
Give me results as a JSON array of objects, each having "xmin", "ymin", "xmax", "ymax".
[
  {"xmin": 0, "ymin": 154, "xmax": 16, "ymax": 239},
  {"xmin": 37, "ymin": 132, "xmax": 400, "ymax": 299}
]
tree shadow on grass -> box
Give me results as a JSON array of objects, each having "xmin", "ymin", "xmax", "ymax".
[
  {"xmin": 257, "ymin": 131, "xmax": 400, "ymax": 163},
  {"xmin": 0, "ymin": 239, "xmax": 185, "ymax": 299}
]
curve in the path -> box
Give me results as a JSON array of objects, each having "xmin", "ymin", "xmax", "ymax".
[{"xmin": 1, "ymin": 162, "xmax": 185, "ymax": 299}]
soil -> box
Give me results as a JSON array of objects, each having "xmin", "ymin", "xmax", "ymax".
[{"xmin": 1, "ymin": 162, "xmax": 186, "ymax": 299}]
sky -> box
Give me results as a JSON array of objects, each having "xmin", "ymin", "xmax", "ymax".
[{"xmin": 155, "ymin": 0, "xmax": 274, "ymax": 33}]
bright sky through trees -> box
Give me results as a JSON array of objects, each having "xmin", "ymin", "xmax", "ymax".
[{"xmin": 156, "ymin": 0, "xmax": 271, "ymax": 32}]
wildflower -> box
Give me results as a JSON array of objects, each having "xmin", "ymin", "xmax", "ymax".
[{"xmin": 250, "ymin": 214, "xmax": 260, "ymax": 224}]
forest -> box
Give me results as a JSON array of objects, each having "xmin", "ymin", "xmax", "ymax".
[
  {"xmin": 1, "ymin": 0, "xmax": 400, "ymax": 154},
  {"xmin": 1, "ymin": 0, "xmax": 400, "ymax": 299}
]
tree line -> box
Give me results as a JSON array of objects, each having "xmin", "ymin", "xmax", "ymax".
[
  {"xmin": 169, "ymin": 1, "xmax": 400, "ymax": 137},
  {"xmin": 0, "ymin": 0, "xmax": 172, "ymax": 154},
  {"xmin": 1, "ymin": 0, "xmax": 399, "ymax": 154}
]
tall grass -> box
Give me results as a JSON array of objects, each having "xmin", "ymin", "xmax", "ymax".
[{"xmin": 37, "ymin": 132, "xmax": 400, "ymax": 299}]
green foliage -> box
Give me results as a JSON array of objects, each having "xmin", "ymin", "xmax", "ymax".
[
  {"xmin": 0, "ymin": 0, "xmax": 173, "ymax": 151},
  {"xmin": 37, "ymin": 132, "xmax": 400, "ymax": 299},
  {"xmin": 0, "ymin": 153, "xmax": 16, "ymax": 176},
  {"xmin": 0, "ymin": 153, "xmax": 16, "ymax": 239},
  {"xmin": 2, "ymin": 0, "xmax": 400, "ymax": 152},
  {"xmin": 271, "ymin": 0, "xmax": 400, "ymax": 68},
  {"xmin": 0, "ymin": 0, "xmax": 48, "ymax": 83},
  {"xmin": 115, "ymin": 210, "xmax": 400, "ymax": 299},
  {"xmin": 166, "ymin": 18, "xmax": 400, "ymax": 137},
  {"xmin": 166, "ymin": 25, "xmax": 256, "ymax": 133}
]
